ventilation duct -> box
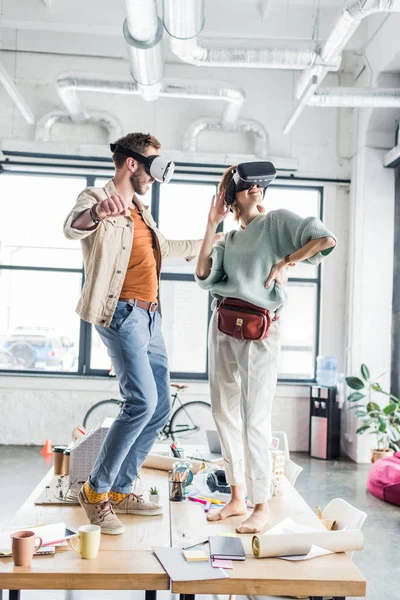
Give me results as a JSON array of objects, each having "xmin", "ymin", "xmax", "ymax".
[
  {"xmin": 308, "ymin": 87, "xmax": 400, "ymax": 107},
  {"xmin": 56, "ymin": 75, "xmax": 245, "ymax": 128},
  {"xmin": 35, "ymin": 111, "xmax": 122, "ymax": 143},
  {"xmin": 162, "ymin": 0, "xmax": 320, "ymax": 70},
  {"xmin": 284, "ymin": 0, "xmax": 400, "ymax": 133},
  {"xmin": 183, "ymin": 118, "xmax": 269, "ymax": 158},
  {"xmin": 123, "ymin": 0, "xmax": 164, "ymax": 101}
]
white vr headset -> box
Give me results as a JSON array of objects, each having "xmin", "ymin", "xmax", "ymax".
[{"xmin": 110, "ymin": 143, "xmax": 175, "ymax": 184}]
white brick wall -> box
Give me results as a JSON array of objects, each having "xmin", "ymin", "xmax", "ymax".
[{"xmin": 0, "ymin": 376, "xmax": 310, "ymax": 450}]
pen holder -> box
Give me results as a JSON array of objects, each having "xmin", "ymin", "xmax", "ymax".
[
  {"xmin": 171, "ymin": 460, "xmax": 194, "ymax": 488},
  {"xmin": 169, "ymin": 478, "xmax": 186, "ymax": 502}
]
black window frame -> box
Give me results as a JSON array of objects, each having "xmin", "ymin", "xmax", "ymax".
[{"xmin": 0, "ymin": 155, "xmax": 339, "ymax": 383}]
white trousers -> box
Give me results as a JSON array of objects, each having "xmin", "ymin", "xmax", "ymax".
[{"xmin": 208, "ymin": 310, "xmax": 280, "ymax": 504}]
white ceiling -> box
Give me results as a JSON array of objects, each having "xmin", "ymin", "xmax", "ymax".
[{"xmin": 0, "ymin": 0, "xmax": 383, "ymax": 56}]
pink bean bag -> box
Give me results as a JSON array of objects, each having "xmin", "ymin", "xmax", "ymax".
[{"xmin": 367, "ymin": 451, "xmax": 400, "ymax": 506}]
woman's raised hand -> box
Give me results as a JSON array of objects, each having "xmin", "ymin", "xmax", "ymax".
[{"xmin": 208, "ymin": 192, "xmax": 230, "ymax": 228}]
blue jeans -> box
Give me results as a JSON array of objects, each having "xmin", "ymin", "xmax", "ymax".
[{"xmin": 88, "ymin": 301, "xmax": 171, "ymax": 493}]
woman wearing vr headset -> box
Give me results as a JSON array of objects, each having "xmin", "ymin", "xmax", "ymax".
[{"xmin": 196, "ymin": 162, "xmax": 336, "ymax": 534}]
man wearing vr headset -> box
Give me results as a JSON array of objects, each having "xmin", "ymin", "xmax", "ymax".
[
  {"xmin": 63, "ymin": 132, "xmax": 210, "ymax": 535},
  {"xmin": 196, "ymin": 162, "xmax": 336, "ymax": 534}
]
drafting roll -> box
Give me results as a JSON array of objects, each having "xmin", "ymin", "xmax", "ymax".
[
  {"xmin": 143, "ymin": 454, "xmax": 218, "ymax": 474},
  {"xmin": 252, "ymin": 529, "xmax": 364, "ymax": 558}
]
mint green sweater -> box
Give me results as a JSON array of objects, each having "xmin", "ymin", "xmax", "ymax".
[{"xmin": 195, "ymin": 209, "xmax": 336, "ymax": 314}]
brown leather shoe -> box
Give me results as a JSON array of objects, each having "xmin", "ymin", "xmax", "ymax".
[
  {"xmin": 110, "ymin": 492, "xmax": 162, "ymax": 516},
  {"xmin": 78, "ymin": 486, "xmax": 125, "ymax": 535}
]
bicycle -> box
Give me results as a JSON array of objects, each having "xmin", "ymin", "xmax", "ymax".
[{"xmin": 82, "ymin": 383, "xmax": 214, "ymax": 446}]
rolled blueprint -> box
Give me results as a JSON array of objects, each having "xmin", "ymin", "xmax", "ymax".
[
  {"xmin": 252, "ymin": 529, "xmax": 364, "ymax": 558},
  {"xmin": 143, "ymin": 453, "xmax": 223, "ymax": 474}
]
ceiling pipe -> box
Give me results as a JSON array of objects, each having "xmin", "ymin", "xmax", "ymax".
[
  {"xmin": 35, "ymin": 111, "xmax": 122, "ymax": 143},
  {"xmin": 0, "ymin": 62, "xmax": 35, "ymax": 125},
  {"xmin": 183, "ymin": 117, "xmax": 269, "ymax": 158},
  {"xmin": 123, "ymin": 0, "xmax": 164, "ymax": 101},
  {"xmin": 162, "ymin": 0, "xmax": 322, "ymax": 70},
  {"xmin": 308, "ymin": 87, "xmax": 400, "ymax": 107},
  {"xmin": 56, "ymin": 74, "xmax": 245, "ymax": 128},
  {"xmin": 284, "ymin": 0, "xmax": 400, "ymax": 133}
]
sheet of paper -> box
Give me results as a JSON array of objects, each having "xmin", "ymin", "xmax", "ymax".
[
  {"xmin": 153, "ymin": 546, "xmax": 229, "ymax": 582},
  {"xmin": 267, "ymin": 516, "xmax": 318, "ymax": 536},
  {"xmin": 212, "ymin": 558, "xmax": 233, "ymax": 569},
  {"xmin": 279, "ymin": 544, "xmax": 333, "ymax": 561},
  {"xmin": 0, "ymin": 523, "xmax": 67, "ymax": 555}
]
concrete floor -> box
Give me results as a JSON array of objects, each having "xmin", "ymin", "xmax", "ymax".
[{"xmin": 0, "ymin": 446, "xmax": 398, "ymax": 600}]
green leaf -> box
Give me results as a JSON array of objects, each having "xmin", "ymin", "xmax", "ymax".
[
  {"xmin": 347, "ymin": 392, "xmax": 365, "ymax": 403},
  {"xmin": 367, "ymin": 402, "xmax": 381, "ymax": 413},
  {"xmin": 346, "ymin": 377, "xmax": 365, "ymax": 390},
  {"xmin": 371, "ymin": 382, "xmax": 382, "ymax": 392},
  {"xmin": 378, "ymin": 418, "xmax": 387, "ymax": 433},
  {"xmin": 347, "ymin": 404, "xmax": 364, "ymax": 410},
  {"xmin": 355, "ymin": 410, "xmax": 368, "ymax": 417},
  {"xmin": 383, "ymin": 403, "xmax": 398, "ymax": 415},
  {"xmin": 388, "ymin": 425, "xmax": 400, "ymax": 440},
  {"xmin": 356, "ymin": 425, "xmax": 370, "ymax": 434},
  {"xmin": 389, "ymin": 439, "xmax": 400, "ymax": 451},
  {"xmin": 361, "ymin": 364, "xmax": 370, "ymax": 381}
]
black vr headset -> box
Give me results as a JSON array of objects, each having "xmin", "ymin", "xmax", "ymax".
[
  {"xmin": 110, "ymin": 143, "xmax": 175, "ymax": 184},
  {"xmin": 225, "ymin": 161, "xmax": 277, "ymax": 208},
  {"xmin": 206, "ymin": 469, "xmax": 231, "ymax": 494}
]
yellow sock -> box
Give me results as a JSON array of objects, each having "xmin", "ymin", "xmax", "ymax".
[
  {"xmin": 83, "ymin": 481, "xmax": 108, "ymax": 504},
  {"xmin": 109, "ymin": 490, "xmax": 128, "ymax": 503}
]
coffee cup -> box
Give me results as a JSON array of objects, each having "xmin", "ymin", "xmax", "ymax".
[
  {"xmin": 53, "ymin": 445, "xmax": 67, "ymax": 475},
  {"xmin": 12, "ymin": 530, "xmax": 43, "ymax": 567},
  {"xmin": 68, "ymin": 524, "xmax": 101, "ymax": 559}
]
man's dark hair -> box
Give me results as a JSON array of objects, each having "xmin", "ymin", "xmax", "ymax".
[{"xmin": 112, "ymin": 132, "xmax": 161, "ymax": 169}]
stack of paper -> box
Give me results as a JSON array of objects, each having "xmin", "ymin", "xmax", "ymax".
[{"xmin": 0, "ymin": 523, "xmax": 69, "ymax": 556}]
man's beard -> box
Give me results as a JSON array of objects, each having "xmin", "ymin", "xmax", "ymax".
[{"xmin": 130, "ymin": 172, "xmax": 148, "ymax": 196}]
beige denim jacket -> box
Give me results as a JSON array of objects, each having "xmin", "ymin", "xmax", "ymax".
[{"xmin": 63, "ymin": 179, "xmax": 202, "ymax": 327}]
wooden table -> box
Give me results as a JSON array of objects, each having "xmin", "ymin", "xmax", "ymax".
[
  {"xmin": 0, "ymin": 467, "xmax": 366, "ymax": 600},
  {"xmin": 170, "ymin": 477, "xmax": 366, "ymax": 600},
  {"xmin": 0, "ymin": 468, "xmax": 170, "ymax": 600}
]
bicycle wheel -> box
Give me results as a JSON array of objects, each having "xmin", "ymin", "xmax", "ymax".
[
  {"xmin": 169, "ymin": 401, "xmax": 214, "ymax": 446},
  {"xmin": 83, "ymin": 399, "xmax": 124, "ymax": 431}
]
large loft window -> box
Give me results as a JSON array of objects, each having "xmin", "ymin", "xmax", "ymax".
[
  {"xmin": 0, "ymin": 166, "xmax": 322, "ymax": 382},
  {"xmin": 0, "ymin": 174, "xmax": 85, "ymax": 373}
]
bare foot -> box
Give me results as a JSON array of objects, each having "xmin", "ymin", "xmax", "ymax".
[
  {"xmin": 206, "ymin": 499, "xmax": 247, "ymax": 522},
  {"xmin": 235, "ymin": 507, "xmax": 269, "ymax": 533}
]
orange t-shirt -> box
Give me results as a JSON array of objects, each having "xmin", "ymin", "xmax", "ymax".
[{"xmin": 120, "ymin": 208, "xmax": 158, "ymax": 303}]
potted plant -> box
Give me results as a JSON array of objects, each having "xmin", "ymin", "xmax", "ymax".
[
  {"xmin": 346, "ymin": 363, "xmax": 400, "ymax": 462},
  {"xmin": 149, "ymin": 486, "xmax": 160, "ymax": 503}
]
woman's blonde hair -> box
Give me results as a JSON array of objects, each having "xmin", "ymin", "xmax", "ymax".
[{"xmin": 218, "ymin": 166, "xmax": 265, "ymax": 222}]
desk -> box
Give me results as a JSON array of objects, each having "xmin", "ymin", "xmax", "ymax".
[
  {"xmin": 0, "ymin": 468, "xmax": 366, "ymax": 600},
  {"xmin": 170, "ymin": 477, "xmax": 366, "ymax": 600},
  {"xmin": 0, "ymin": 468, "xmax": 170, "ymax": 599}
]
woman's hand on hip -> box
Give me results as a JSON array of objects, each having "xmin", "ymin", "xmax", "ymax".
[
  {"xmin": 208, "ymin": 192, "xmax": 230, "ymax": 228},
  {"xmin": 265, "ymin": 260, "xmax": 288, "ymax": 288}
]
